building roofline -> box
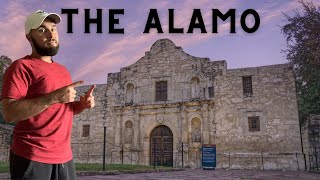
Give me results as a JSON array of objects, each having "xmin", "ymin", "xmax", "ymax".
[{"xmin": 227, "ymin": 63, "xmax": 293, "ymax": 71}]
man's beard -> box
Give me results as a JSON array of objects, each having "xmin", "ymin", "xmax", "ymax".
[{"xmin": 31, "ymin": 37, "xmax": 59, "ymax": 56}]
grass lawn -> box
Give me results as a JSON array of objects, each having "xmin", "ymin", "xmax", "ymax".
[
  {"xmin": 0, "ymin": 162, "xmax": 171, "ymax": 173},
  {"xmin": 0, "ymin": 162, "xmax": 8, "ymax": 173},
  {"xmin": 75, "ymin": 163, "xmax": 171, "ymax": 171}
]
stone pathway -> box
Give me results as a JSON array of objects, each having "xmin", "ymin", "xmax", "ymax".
[
  {"xmin": 78, "ymin": 169, "xmax": 320, "ymax": 180},
  {"xmin": 1, "ymin": 169, "xmax": 320, "ymax": 179}
]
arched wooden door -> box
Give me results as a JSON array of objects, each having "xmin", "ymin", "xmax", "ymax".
[{"xmin": 150, "ymin": 125, "xmax": 173, "ymax": 167}]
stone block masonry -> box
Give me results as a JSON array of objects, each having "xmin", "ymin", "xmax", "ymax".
[{"xmin": 72, "ymin": 38, "xmax": 302, "ymax": 170}]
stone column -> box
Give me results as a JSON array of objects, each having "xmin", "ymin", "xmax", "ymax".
[
  {"xmin": 202, "ymin": 103, "xmax": 210, "ymax": 144},
  {"xmin": 133, "ymin": 108, "xmax": 140, "ymax": 148},
  {"xmin": 209, "ymin": 106, "xmax": 216, "ymax": 144},
  {"xmin": 181, "ymin": 106, "xmax": 188, "ymax": 143},
  {"xmin": 178, "ymin": 105, "xmax": 182, "ymax": 143},
  {"xmin": 114, "ymin": 110, "xmax": 123, "ymax": 146}
]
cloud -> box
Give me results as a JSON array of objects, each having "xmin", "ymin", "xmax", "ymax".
[
  {"xmin": 257, "ymin": 1, "xmax": 303, "ymax": 25},
  {"xmin": 2, "ymin": 0, "xmax": 307, "ymax": 85},
  {"xmin": 73, "ymin": 0, "xmax": 240, "ymax": 84},
  {"xmin": 0, "ymin": 1, "xmax": 30, "ymax": 60}
]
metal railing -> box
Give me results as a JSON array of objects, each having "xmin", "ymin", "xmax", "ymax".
[
  {"xmin": 307, "ymin": 147, "xmax": 320, "ymax": 171},
  {"xmin": 70, "ymin": 140, "xmax": 308, "ymax": 171}
]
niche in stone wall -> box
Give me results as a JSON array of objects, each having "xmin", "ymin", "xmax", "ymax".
[
  {"xmin": 191, "ymin": 118, "xmax": 201, "ymax": 143},
  {"xmin": 124, "ymin": 121, "xmax": 134, "ymax": 145},
  {"xmin": 126, "ymin": 83, "xmax": 134, "ymax": 104},
  {"xmin": 191, "ymin": 77, "xmax": 200, "ymax": 99}
]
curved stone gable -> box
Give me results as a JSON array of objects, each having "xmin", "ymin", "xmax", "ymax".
[
  {"xmin": 116, "ymin": 39, "xmax": 226, "ymax": 99},
  {"xmin": 150, "ymin": 38, "xmax": 178, "ymax": 53}
]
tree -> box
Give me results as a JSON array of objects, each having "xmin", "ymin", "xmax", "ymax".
[
  {"xmin": 281, "ymin": 1, "xmax": 320, "ymax": 124},
  {"xmin": 0, "ymin": 55, "xmax": 12, "ymax": 124},
  {"xmin": 0, "ymin": 55, "xmax": 12, "ymax": 85}
]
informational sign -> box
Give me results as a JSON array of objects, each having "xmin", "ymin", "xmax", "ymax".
[{"xmin": 202, "ymin": 144, "xmax": 216, "ymax": 170}]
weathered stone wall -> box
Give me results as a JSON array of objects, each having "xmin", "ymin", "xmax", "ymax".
[
  {"xmin": 71, "ymin": 39, "xmax": 303, "ymax": 170},
  {"xmin": 72, "ymin": 84, "xmax": 108, "ymax": 163},
  {"xmin": 103, "ymin": 39, "xmax": 225, "ymax": 167},
  {"xmin": 0, "ymin": 124, "xmax": 13, "ymax": 162},
  {"xmin": 105, "ymin": 39, "xmax": 225, "ymax": 106},
  {"xmin": 217, "ymin": 152, "xmax": 304, "ymax": 170},
  {"xmin": 213, "ymin": 64, "xmax": 302, "ymax": 169}
]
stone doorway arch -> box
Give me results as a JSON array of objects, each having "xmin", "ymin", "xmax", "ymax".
[{"xmin": 150, "ymin": 125, "xmax": 173, "ymax": 167}]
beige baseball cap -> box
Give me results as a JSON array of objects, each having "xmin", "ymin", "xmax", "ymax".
[{"xmin": 25, "ymin": 10, "xmax": 61, "ymax": 35}]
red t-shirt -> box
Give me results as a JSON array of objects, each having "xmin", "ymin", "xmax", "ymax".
[{"xmin": 1, "ymin": 55, "xmax": 74, "ymax": 164}]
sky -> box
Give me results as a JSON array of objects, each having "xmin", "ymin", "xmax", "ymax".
[{"xmin": 1, "ymin": 0, "xmax": 319, "ymax": 85}]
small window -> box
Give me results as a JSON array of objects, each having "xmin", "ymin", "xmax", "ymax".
[
  {"xmin": 208, "ymin": 87, "xmax": 214, "ymax": 98},
  {"xmin": 248, "ymin": 116, "xmax": 260, "ymax": 132},
  {"xmin": 242, "ymin": 76, "xmax": 253, "ymax": 96},
  {"xmin": 82, "ymin": 125, "xmax": 90, "ymax": 137},
  {"xmin": 156, "ymin": 81, "xmax": 167, "ymax": 101}
]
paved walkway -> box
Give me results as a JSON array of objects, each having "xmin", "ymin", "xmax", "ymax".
[
  {"xmin": 1, "ymin": 169, "xmax": 320, "ymax": 179},
  {"xmin": 78, "ymin": 169, "xmax": 320, "ymax": 180}
]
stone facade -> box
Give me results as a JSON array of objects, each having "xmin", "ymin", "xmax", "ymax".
[
  {"xmin": 72, "ymin": 84, "xmax": 108, "ymax": 163},
  {"xmin": 72, "ymin": 38, "xmax": 302, "ymax": 170}
]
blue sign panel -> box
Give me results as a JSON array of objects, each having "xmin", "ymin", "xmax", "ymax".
[{"xmin": 202, "ymin": 144, "xmax": 216, "ymax": 170}]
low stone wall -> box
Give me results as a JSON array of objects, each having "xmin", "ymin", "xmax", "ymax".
[{"xmin": 217, "ymin": 152, "xmax": 305, "ymax": 171}]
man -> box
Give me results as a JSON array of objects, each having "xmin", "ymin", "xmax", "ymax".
[{"xmin": 1, "ymin": 10, "xmax": 95, "ymax": 179}]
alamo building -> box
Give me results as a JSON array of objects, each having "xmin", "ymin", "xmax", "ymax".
[{"xmin": 71, "ymin": 39, "xmax": 303, "ymax": 170}]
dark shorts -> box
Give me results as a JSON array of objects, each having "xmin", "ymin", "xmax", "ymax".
[{"xmin": 10, "ymin": 152, "xmax": 77, "ymax": 180}]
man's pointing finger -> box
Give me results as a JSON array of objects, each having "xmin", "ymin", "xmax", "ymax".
[{"xmin": 86, "ymin": 85, "xmax": 96, "ymax": 96}]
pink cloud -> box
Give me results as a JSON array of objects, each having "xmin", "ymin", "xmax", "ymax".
[
  {"xmin": 257, "ymin": 1, "xmax": 313, "ymax": 25},
  {"xmin": 0, "ymin": 1, "xmax": 30, "ymax": 61},
  {"xmin": 73, "ymin": 0, "xmax": 240, "ymax": 83}
]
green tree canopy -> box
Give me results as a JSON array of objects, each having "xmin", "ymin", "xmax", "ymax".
[
  {"xmin": 0, "ymin": 55, "xmax": 12, "ymax": 124},
  {"xmin": 281, "ymin": 1, "xmax": 320, "ymax": 124}
]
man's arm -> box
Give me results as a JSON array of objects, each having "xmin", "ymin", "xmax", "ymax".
[
  {"xmin": 1, "ymin": 81, "xmax": 84, "ymax": 123},
  {"xmin": 2, "ymin": 95, "xmax": 55, "ymax": 123}
]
